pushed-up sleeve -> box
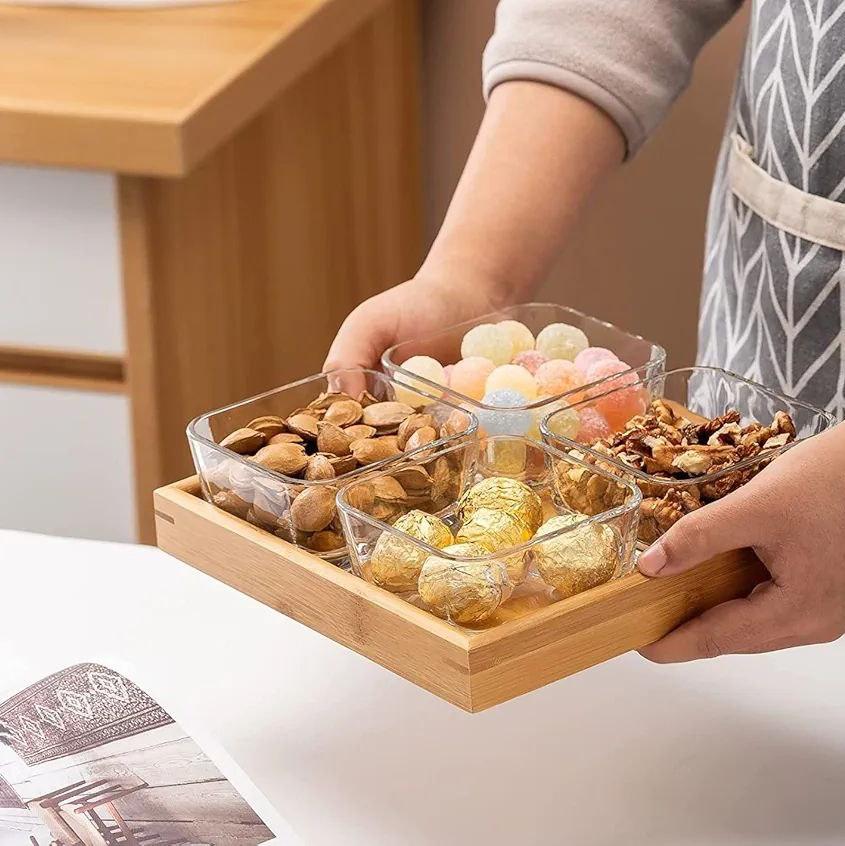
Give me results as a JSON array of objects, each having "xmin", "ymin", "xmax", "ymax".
[{"xmin": 483, "ymin": 0, "xmax": 742, "ymax": 155}]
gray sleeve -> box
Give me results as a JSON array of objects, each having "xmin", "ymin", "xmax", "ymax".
[{"xmin": 483, "ymin": 0, "xmax": 742, "ymax": 155}]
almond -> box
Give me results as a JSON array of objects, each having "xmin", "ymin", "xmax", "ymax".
[
  {"xmin": 317, "ymin": 422, "xmax": 353, "ymax": 456},
  {"xmin": 252, "ymin": 443, "xmax": 308, "ymax": 476},
  {"xmin": 344, "ymin": 424, "xmax": 377, "ymax": 441},
  {"xmin": 358, "ymin": 390, "xmax": 380, "ymax": 407},
  {"xmin": 220, "ymin": 427, "xmax": 265, "ymax": 455},
  {"xmin": 392, "ymin": 466, "xmax": 433, "ymax": 494},
  {"xmin": 246, "ymin": 415, "xmax": 287, "ymax": 438},
  {"xmin": 329, "ymin": 454, "xmax": 359, "ymax": 476},
  {"xmin": 290, "ymin": 486, "xmax": 337, "ymax": 532},
  {"xmin": 371, "ymin": 476, "xmax": 407, "ymax": 502},
  {"xmin": 323, "ymin": 400, "xmax": 363, "ymax": 427},
  {"xmin": 307, "ymin": 530, "xmax": 346, "ymax": 552},
  {"xmin": 344, "ymin": 482, "xmax": 375, "ymax": 513},
  {"xmin": 286, "ymin": 414, "xmax": 320, "ymax": 440},
  {"xmin": 397, "ymin": 413, "xmax": 434, "ymax": 449},
  {"xmin": 362, "ymin": 401, "xmax": 416, "ymax": 430},
  {"xmin": 404, "ymin": 426, "xmax": 437, "ymax": 453},
  {"xmin": 351, "ymin": 437, "xmax": 403, "ymax": 465},
  {"xmin": 268, "ymin": 432, "xmax": 305, "ymax": 445},
  {"xmin": 213, "ymin": 490, "xmax": 251, "ymax": 519},
  {"xmin": 309, "ymin": 392, "xmax": 354, "ymax": 410},
  {"xmin": 304, "ymin": 454, "xmax": 336, "ymax": 481},
  {"xmin": 440, "ymin": 409, "xmax": 472, "ymax": 439}
]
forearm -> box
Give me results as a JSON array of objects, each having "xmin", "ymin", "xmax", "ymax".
[{"xmin": 420, "ymin": 81, "xmax": 625, "ymax": 308}]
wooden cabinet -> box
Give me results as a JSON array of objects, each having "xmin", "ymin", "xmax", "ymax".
[{"xmin": 0, "ymin": 0, "xmax": 422, "ymax": 542}]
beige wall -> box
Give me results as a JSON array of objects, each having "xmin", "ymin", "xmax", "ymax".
[{"xmin": 421, "ymin": 2, "xmax": 750, "ymax": 367}]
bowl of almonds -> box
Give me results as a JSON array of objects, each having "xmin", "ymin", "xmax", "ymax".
[{"xmin": 187, "ymin": 369, "xmax": 478, "ymax": 561}]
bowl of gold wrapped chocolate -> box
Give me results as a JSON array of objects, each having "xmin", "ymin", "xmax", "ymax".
[
  {"xmin": 336, "ymin": 435, "xmax": 642, "ymax": 627},
  {"xmin": 541, "ymin": 366, "xmax": 835, "ymax": 544}
]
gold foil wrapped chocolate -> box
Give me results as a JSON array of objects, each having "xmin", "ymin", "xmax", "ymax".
[
  {"xmin": 369, "ymin": 510, "xmax": 454, "ymax": 593},
  {"xmin": 457, "ymin": 477, "xmax": 543, "ymax": 535},
  {"xmin": 418, "ymin": 542, "xmax": 508, "ymax": 624},
  {"xmin": 456, "ymin": 507, "xmax": 532, "ymax": 585},
  {"xmin": 528, "ymin": 514, "xmax": 618, "ymax": 598}
]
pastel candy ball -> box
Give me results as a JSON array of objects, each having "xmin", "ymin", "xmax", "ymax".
[
  {"xmin": 596, "ymin": 389, "xmax": 648, "ymax": 433},
  {"xmin": 535, "ymin": 359, "xmax": 585, "ymax": 398},
  {"xmin": 544, "ymin": 406, "xmax": 580, "ymax": 440},
  {"xmin": 535, "ymin": 323, "xmax": 589, "ymax": 361},
  {"xmin": 512, "ymin": 350, "xmax": 548, "ymax": 375},
  {"xmin": 585, "ymin": 360, "xmax": 646, "ymax": 430},
  {"xmin": 485, "ymin": 364, "xmax": 538, "ymax": 400},
  {"xmin": 393, "ymin": 355, "xmax": 445, "ymax": 406},
  {"xmin": 482, "ymin": 388, "xmax": 529, "ymax": 408},
  {"xmin": 478, "ymin": 389, "xmax": 531, "ymax": 436},
  {"xmin": 584, "ymin": 359, "xmax": 638, "ymax": 390},
  {"xmin": 461, "ymin": 323, "xmax": 514, "ymax": 366},
  {"xmin": 498, "ymin": 320, "xmax": 535, "ymax": 356},
  {"xmin": 574, "ymin": 346, "xmax": 619, "ymax": 374},
  {"xmin": 449, "ymin": 356, "xmax": 495, "ymax": 401},
  {"xmin": 575, "ymin": 407, "xmax": 612, "ymax": 443}
]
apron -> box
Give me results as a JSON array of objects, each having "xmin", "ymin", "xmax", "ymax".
[{"xmin": 697, "ymin": 0, "xmax": 845, "ymax": 419}]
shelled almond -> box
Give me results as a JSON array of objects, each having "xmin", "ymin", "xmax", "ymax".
[{"xmin": 205, "ymin": 390, "xmax": 473, "ymax": 555}]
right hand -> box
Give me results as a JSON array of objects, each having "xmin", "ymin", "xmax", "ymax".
[{"xmin": 323, "ymin": 273, "xmax": 503, "ymax": 372}]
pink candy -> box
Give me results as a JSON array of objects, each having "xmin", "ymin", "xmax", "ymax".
[
  {"xmin": 512, "ymin": 349, "xmax": 549, "ymax": 375},
  {"xmin": 585, "ymin": 359, "xmax": 646, "ymax": 430},
  {"xmin": 535, "ymin": 359, "xmax": 585, "ymax": 398},
  {"xmin": 449, "ymin": 356, "xmax": 496, "ymax": 401},
  {"xmin": 576, "ymin": 407, "xmax": 612, "ymax": 443},
  {"xmin": 574, "ymin": 346, "xmax": 619, "ymax": 374}
]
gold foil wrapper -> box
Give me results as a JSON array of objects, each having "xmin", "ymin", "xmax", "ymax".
[
  {"xmin": 457, "ymin": 477, "xmax": 543, "ymax": 535},
  {"xmin": 528, "ymin": 515, "xmax": 618, "ymax": 598},
  {"xmin": 456, "ymin": 508, "xmax": 532, "ymax": 585},
  {"xmin": 418, "ymin": 542, "xmax": 507, "ymax": 624},
  {"xmin": 370, "ymin": 510, "xmax": 454, "ymax": 593}
]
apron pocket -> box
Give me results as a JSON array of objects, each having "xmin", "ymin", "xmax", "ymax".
[{"xmin": 728, "ymin": 133, "xmax": 845, "ymax": 252}]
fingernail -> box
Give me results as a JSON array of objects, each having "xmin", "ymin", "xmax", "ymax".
[{"xmin": 638, "ymin": 542, "xmax": 667, "ymax": 576}]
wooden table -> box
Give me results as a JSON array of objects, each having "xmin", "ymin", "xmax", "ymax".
[{"xmin": 0, "ymin": 0, "xmax": 422, "ymax": 542}]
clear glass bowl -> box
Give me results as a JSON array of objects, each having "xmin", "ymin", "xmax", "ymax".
[
  {"xmin": 336, "ymin": 435, "xmax": 642, "ymax": 629},
  {"xmin": 540, "ymin": 366, "xmax": 835, "ymax": 544},
  {"xmin": 381, "ymin": 302, "xmax": 666, "ymax": 440},
  {"xmin": 187, "ymin": 369, "xmax": 478, "ymax": 562}
]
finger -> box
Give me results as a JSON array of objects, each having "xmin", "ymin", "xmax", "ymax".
[
  {"xmin": 639, "ymin": 580, "xmax": 793, "ymax": 662},
  {"xmin": 323, "ymin": 299, "xmax": 399, "ymax": 373},
  {"xmin": 637, "ymin": 487, "xmax": 761, "ymax": 578}
]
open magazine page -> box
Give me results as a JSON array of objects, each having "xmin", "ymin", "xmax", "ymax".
[{"xmin": 0, "ymin": 661, "xmax": 298, "ymax": 846}]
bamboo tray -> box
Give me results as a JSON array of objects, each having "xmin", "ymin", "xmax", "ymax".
[{"xmin": 154, "ymin": 478, "xmax": 767, "ymax": 712}]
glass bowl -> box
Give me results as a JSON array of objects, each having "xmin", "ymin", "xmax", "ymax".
[
  {"xmin": 381, "ymin": 302, "xmax": 666, "ymax": 441},
  {"xmin": 541, "ymin": 366, "xmax": 835, "ymax": 543},
  {"xmin": 336, "ymin": 434, "xmax": 642, "ymax": 628},
  {"xmin": 187, "ymin": 369, "xmax": 478, "ymax": 562}
]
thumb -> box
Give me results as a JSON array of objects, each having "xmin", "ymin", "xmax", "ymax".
[{"xmin": 638, "ymin": 487, "xmax": 759, "ymax": 578}]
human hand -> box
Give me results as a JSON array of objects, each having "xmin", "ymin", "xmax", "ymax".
[
  {"xmin": 637, "ymin": 422, "xmax": 845, "ymax": 662},
  {"xmin": 323, "ymin": 273, "xmax": 503, "ymax": 372}
]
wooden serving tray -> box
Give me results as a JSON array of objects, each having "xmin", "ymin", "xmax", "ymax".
[{"xmin": 155, "ymin": 478, "xmax": 767, "ymax": 712}]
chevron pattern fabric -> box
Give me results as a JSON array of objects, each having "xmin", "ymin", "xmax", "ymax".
[{"xmin": 698, "ymin": 0, "xmax": 845, "ymax": 418}]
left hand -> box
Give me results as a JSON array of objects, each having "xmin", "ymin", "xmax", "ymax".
[{"xmin": 637, "ymin": 422, "xmax": 845, "ymax": 662}]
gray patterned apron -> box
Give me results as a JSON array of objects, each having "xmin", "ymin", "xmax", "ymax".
[{"xmin": 697, "ymin": 0, "xmax": 845, "ymax": 419}]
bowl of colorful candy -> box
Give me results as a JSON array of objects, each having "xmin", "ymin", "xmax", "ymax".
[{"xmin": 382, "ymin": 303, "xmax": 666, "ymax": 441}]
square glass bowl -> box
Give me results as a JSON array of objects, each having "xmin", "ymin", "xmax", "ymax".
[
  {"xmin": 540, "ymin": 366, "xmax": 835, "ymax": 543},
  {"xmin": 187, "ymin": 369, "xmax": 478, "ymax": 562},
  {"xmin": 336, "ymin": 434, "xmax": 642, "ymax": 629},
  {"xmin": 381, "ymin": 302, "xmax": 666, "ymax": 440}
]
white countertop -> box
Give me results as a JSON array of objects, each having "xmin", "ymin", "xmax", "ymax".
[{"xmin": 2, "ymin": 529, "xmax": 844, "ymax": 846}]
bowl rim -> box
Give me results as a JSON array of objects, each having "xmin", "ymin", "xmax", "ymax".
[
  {"xmin": 335, "ymin": 433, "xmax": 643, "ymax": 563},
  {"xmin": 186, "ymin": 367, "xmax": 479, "ymax": 488},
  {"xmin": 380, "ymin": 301, "xmax": 668, "ymax": 412},
  {"xmin": 539, "ymin": 365, "xmax": 837, "ymax": 485}
]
